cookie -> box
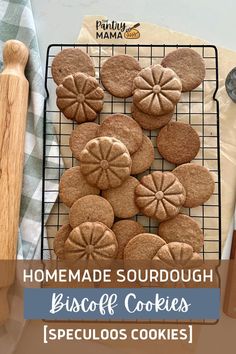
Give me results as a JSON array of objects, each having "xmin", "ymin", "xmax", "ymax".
[
  {"xmin": 156, "ymin": 121, "xmax": 200, "ymax": 165},
  {"xmin": 51, "ymin": 48, "xmax": 95, "ymax": 85},
  {"xmin": 124, "ymin": 233, "xmax": 166, "ymax": 260},
  {"xmin": 158, "ymin": 214, "xmax": 204, "ymax": 252},
  {"xmin": 161, "ymin": 48, "xmax": 205, "ymax": 92},
  {"xmin": 69, "ymin": 195, "xmax": 114, "ymax": 229},
  {"xmin": 133, "ymin": 64, "xmax": 182, "ymax": 115},
  {"xmin": 135, "ymin": 171, "xmax": 186, "ymax": 221},
  {"xmin": 69, "ymin": 122, "xmax": 99, "ymax": 161},
  {"xmin": 173, "ymin": 163, "xmax": 215, "ymax": 208},
  {"xmin": 153, "ymin": 242, "xmax": 202, "ymax": 267},
  {"xmin": 53, "ymin": 224, "xmax": 72, "ymax": 259},
  {"xmin": 56, "ymin": 72, "xmax": 104, "ymax": 123},
  {"xmin": 101, "ymin": 54, "xmax": 141, "ymax": 98},
  {"xmin": 112, "ymin": 220, "xmax": 145, "ymax": 259},
  {"xmin": 131, "ymin": 104, "xmax": 174, "ymax": 130},
  {"xmin": 102, "ymin": 176, "xmax": 139, "ymax": 218},
  {"xmin": 80, "ymin": 137, "xmax": 131, "ymax": 190},
  {"xmin": 97, "ymin": 114, "xmax": 143, "ymax": 154},
  {"xmin": 131, "ymin": 135, "xmax": 154, "ymax": 175},
  {"xmin": 59, "ymin": 166, "xmax": 100, "ymax": 207},
  {"xmin": 64, "ymin": 222, "xmax": 118, "ymax": 261}
]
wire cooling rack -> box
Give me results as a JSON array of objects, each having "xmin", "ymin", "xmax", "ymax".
[{"xmin": 41, "ymin": 44, "xmax": 221, "ymax": 261}]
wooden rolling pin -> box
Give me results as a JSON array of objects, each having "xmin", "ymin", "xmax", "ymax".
[
  {"xmin": 0, "ymin": 40, "xmax": 29, "ymax": 324},
  {"xmin": 224, "ymin": 231, "xmax": 236, "ymax": 318}
]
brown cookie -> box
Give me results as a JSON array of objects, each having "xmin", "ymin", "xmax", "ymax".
[
  {"xmin": 80, "ymin": 137, "xmax": 131, "ymax": 190},
  {"xmin": 53, "ymin": 224, "xmax": 72, "ymax": 259},
  {"xmin": 156, "ymin": 121, "xmax": 200, "ymax": 165},
  {"xmin": 124, "ymin": 233, "xmax": 166, "ymax": 260},
  {"xmin": 158, "ymin": 214, "xmax": 204, "ymax": 252},
  {"xmin": 135, "ymin": 171, "xmax": 186, "ymax": 221},
  {"xmin": 161, "ymin": 48, "xmax": 206, "ymax": 92},
  {"xmin": 59, "ymin": 166, "xmax": 100, "ymax": 207},
  {"xmin": 56, "ymin": 72, "xmax": 104, "ymax": 123},
  {"xmin": 131, "ymin": 104, "xmax": 174, "ymax": 130},
  {"xmin": 69, "ymin": 195, "xmax": 114, "ymax": 229},
  {"xmin": 64, "ymin": 222, "xmax": 118, "ymax": 261},
  {"xmin": 112, "ymin": 220, "xmax": 145, "ymax": 259},
  {"xmin": 153, "ymin": 242, "xmax": 202, "ymax": 268},
  {"xmin": 173, "ymin": 163, "xmax": 215, "ymax": 208},
  {"xmin": 102, "ymin": 176, "xmax": 139, "ymax": 218},
  {"xmin": 133, "ymin": 64, "xmax": 182, "ymax": 115},
  {"xmin": 69, "ymin": 122, "xmax": 99, "ymax": 161},
  {"xmin": 101, "ymin": 54, "xmax": 141, "ymax": 98},
  {"xmin": 51, "ymin": 48, "xmax": 95, "ymax": 85},
  {"xmin": 131, "ymin": 134, "xmax": 154, "ymax": 174},
  {"xmin": 97, "ymin": 114, "xmax": 143, "ymax": 154}
]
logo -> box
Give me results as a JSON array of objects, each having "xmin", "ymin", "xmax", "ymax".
[{"xmin": 96, "ymin": 20, "xmax": 140, "ymax": 40}]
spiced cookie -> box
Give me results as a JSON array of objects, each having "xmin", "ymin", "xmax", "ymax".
[
  {"xmin": 133, "ymin": 64, "xmax": 182, "ymax": 115},
  {"xmin": 135, "ymin": 171, "xmax": 186, "ymax": 221},
  {"xmin": 53, "ymin": 224, "xmax": 72, "ymax": 259},
  {"xmin": 102, "ymin": 176, "xmax": 139, "ymax": 218},
  {"xmin": 59, "ymin": 166, "xmax": 100, "ymax": 207},
  {"xmin": 158, "ymin": 214, "xmax": 204, "ymax": 252},
  {"xmin": 173, "ymin": 163, "xmax": 215, "ymax": 208},
  {"xmin": 56, "ymin": 72, "xmax": 104, "ymax": 123},
  {"xmin": 80, "ymin": 137, "xmax": 131, "ymax": 190},
  {"xmin": 131, "ymin": 135, "xmax": 154, "ymax": 175},
  {"xmin": 124, "ymin": 233, "xmax": 166, "ymax": 260},
  {"xmin": 156, "ymin": 121, "xmax": 200, "ymax": 165},
  {"xmin": 153, "ymin": 242, "xmax": 202, "ymax": 268},
  {"xmin": 69, "ymin": 122, "xmax": 99, "ymax": 161},
  {"xmin": 101, "ymin": 54, "xmax": 141, "ymax": 98},
  {"xmin": 64, "ymin": 222, "xmax": 118, "ymax": 261},
  {"xmin": 97, "ymin": 114, "xmax": 143, "ymax": 154},
  {"xmin": 51, "ymin": 48, "xmax": 95, "ymax": 85},
  {"xmin": 69, "ymin": 195, "xmax": 114, "ymax": 229},
  {"xmin": 161, "ymin": 48, "xmax": 206, "ymax": 92},
  {"xmin": 112, "ymin": 220, "xmax": 145, "ymax": 259},
  {"xmin": 131, "ymin": 104, "xmax": 174, "ymax": 130}
]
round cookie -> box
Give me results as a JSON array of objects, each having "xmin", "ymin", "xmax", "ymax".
[
  {"xmin": 131, "ymin": 135, "xmax": 154, "ymax": 175},
  {"xmin": 101, "ymin": 54, "xmax": 141, "ymax": 98},
  {"xmin": 59, "ymin": 166, "xmax": 100, "ymax": 207},
  {"xmin": 135, "ymin": 171, "xmax": 186, "ymax": 221},
  {"xmin": 64, "ymin": 222, "xmax": 118, "ymax": 261},
  {"xmin": 102, "ymin": 176, "xmax": 139, "ymax": 218},
  {"xmin": 51, "ymin": 48, "xmax": 95, "ymax": 85},
  {"xmin": 153, "ymin": 242, "xmax": 202, "ymax": 267},
  {"xmin": 97, "ymin": 114, "xmax": 143, "ymax": 154},
  {"xmin": 56, "ymin": 72, "xmax": 104, "ymax": 123},
  {"xmin": 173, "ymin": 163, "xmax": 215, "ymax": 208},
  {"xmin": 112, "ymin": 220, "xmax": 145, "ymax": 259},
  {"xmin": 156, "ymin": 121, "xmax": 200, "ymax": 165},
  {"xmin": 53, "ymin": 224, "xmax": 72, "ymax": 259},
  {"xmin": 69, "ymin": 195, "xmax": 114, "ymax": 229},
  {"xmin": 161, "ymin": 48, "xmax": 206, "ymax": 92},
  {"xmin": 133, "ymin": 64, "xmax": 182, "ymax": 115},
  {"xmin": 80, "ymin": 137, "xmax": 131, "ymax": 190},
  {"xmin": 131, "ymin": 104, "xmax": 174, "ymax": 130},
  {"xmin": 124, "ymin": 233, "xmax": 166, "ymax": 260},
  {"xmin": 158, "ymin": 214, "xmax": 204, "ymax": 252},
  {"xmin": 69, "ymin": 122, "xmax": 99, "ymax": 161}
]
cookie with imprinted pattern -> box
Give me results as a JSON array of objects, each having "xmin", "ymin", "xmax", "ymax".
[{"xmin": 53, "ymin": 224, "xmax": 72, "ymax": 259}]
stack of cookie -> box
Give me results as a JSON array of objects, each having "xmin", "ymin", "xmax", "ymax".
[{"xmin": 51, "ymin": 47, "xmax": 214, "ymax": 266}]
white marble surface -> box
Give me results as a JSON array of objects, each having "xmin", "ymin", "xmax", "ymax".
[{"xmin": 31, "ymin": 0, "xmax": 236, "ymax": 68}]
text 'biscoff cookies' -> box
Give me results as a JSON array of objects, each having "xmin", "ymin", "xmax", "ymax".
[
  {"xmin": 80, "ymin": 136, "xmax": 131, "ymax": 190},
  {"xmin": 101, "ymin": 54, "xmax": 141, "ymax": 98},
  {"xmin": 64, "ymin": 222, "xmax": 118, "ymax": 261},
  {"xmin": 135, "ymin": 171, "xmax": 186, "ymax": 221},
  {"xmin": 56, "ymin": 72, "xmax": 104, "ymax": 123},
  {"xmin": 133, "ymin": 64, "xmax": 182, "ymax": 116}
]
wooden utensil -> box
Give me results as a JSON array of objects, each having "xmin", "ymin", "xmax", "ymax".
[
  {"xmin": 0, "ymin": 40, "xmax": 29, "ymax": 324},
  {"xmin": 224, "ymin": 230, "xmax": 236, "ymax": 318}
]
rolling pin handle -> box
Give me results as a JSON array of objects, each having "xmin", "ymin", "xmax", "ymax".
[{"xmin": 3, "ymin": 40, "xmax": 29, "ymax": 73}]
